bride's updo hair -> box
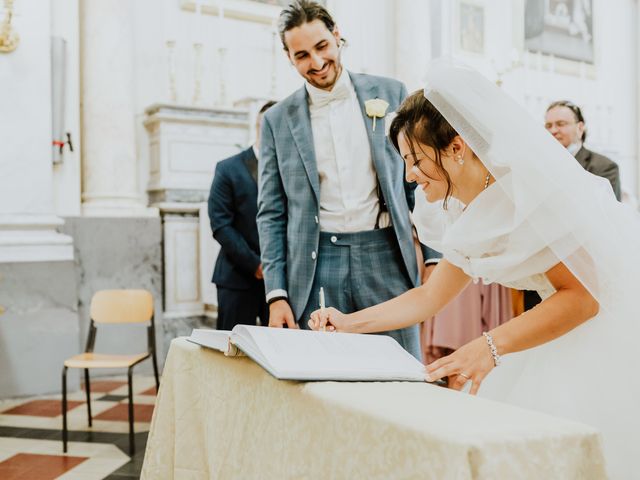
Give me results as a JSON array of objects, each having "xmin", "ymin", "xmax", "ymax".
[{"xmin": 389, "ymin": 89, "xmax": 458, "ymax": 207}]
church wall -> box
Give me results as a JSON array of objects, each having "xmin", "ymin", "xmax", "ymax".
[
  {"xmin": 1, "ymin": 0, "xmax": 55, "ymax": 216},
  {"xmin": 51, "ymin": 0, "xmax": 82, "ymax": 216},
  {"xmin": 59, "ymin": 217, "xmax": 164, "ymax": 376},
  {"xmin": 422, "ymin": 0, "xmax": 638, "ymax": 196},
  {"xmin": 0, "ymin": 261, "xmax": 79, "ymax": 397},
  {"xmin": 0, "ymin": 0, "xmax": 78, "ymax": 397},
  {"xmin": 1, "ymin": 0, "xmax": 638, "ymax": 397}
]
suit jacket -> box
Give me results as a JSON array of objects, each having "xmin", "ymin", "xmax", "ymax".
[
  {"xmin": 575, "ymin": 146, "xmax": 621, "ymax": 200},
  {"xmin": 208, "ymin": 147, "xmax": 262, "ymax": 290},
  {"xmin": 257, "ymin": 72, "xmax": 440, "ymax": 318}
]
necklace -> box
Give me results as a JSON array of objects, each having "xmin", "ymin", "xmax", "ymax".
[
  {"xmin": 484, "ymin": 171, "xmax": 491, "ymax": 190},
  {"xmin": 463, "ymin": 171, "xmax": 493, "ymax": 212}
]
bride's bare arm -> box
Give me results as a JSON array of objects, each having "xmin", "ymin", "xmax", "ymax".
[
  {"xmin": 310, "ymin": 259, "xmax": 471, "ymax": 333},
  {"xmin": 427, "ymin": 261, "xmax": 599, "ymax": 394},
  {"xmin": 491, "ymin": 261, "xmax": 599, "ymax": 355}
]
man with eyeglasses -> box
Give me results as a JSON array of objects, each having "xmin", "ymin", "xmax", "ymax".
[
  {"xmin": 544, "ymin": 100, "xmax": 621, "ymax": 200},
  {"xmin": 524, "ymin": 101, "xmax": 623, "ymax": 311}
]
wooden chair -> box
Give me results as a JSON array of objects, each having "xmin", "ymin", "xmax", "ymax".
[{"xmin": 62, "ymin": 289, "xmax": 160, "ymax": 455}]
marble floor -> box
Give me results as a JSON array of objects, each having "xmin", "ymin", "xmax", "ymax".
[{"xmin": 0, "ymin": 375, "xmax": 157, "ymax": 479}]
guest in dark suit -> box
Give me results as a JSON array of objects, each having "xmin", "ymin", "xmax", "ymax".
[
  {"xmin": 573, "ymin": 146, "xmax": 621, "ymax": 200},
  {"xmin": 545, "ymin": 100, "xmax": 621, "ymax": 200},
  {"xmin": 208, "ymin": 101, "xmax": 276, "ymax": 330},
  {"xmin": 524, "ymin": 100, "xmax": 623, "ymax": 310}
]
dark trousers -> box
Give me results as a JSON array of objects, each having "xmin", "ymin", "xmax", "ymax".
[
  {"xmin": 298, "ymin": 227, "xmax": 421, "ymax": 360},
  {"xmin": 217, "ymin": 282, "xmax": 269, "ymax": 331}
]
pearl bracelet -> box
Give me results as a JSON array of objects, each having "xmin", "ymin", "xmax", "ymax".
[{"xmin": 482, "ymin": 332, "xmax": 501, "ymax": 366}]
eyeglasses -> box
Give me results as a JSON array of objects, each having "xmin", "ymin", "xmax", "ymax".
[{"xmin": 544, "ymin": 120, "xmax": 578, "ymax": 130}]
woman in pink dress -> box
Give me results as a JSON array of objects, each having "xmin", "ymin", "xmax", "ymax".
[{"xmin": 420, "ymin": 282, "xmax": 512, "ymax": 364}]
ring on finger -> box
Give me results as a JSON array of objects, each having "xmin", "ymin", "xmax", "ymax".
[{"xmin": 459, "ymin": 372, "xmax": 470, "ymax": 380}]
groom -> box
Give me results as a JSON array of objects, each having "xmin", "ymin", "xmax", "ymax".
[{"xmin": 257, "ymin": 0, "xmax": 439, "ymax": 358}]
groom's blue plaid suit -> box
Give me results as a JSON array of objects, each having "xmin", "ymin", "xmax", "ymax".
[{"xmin": 257, "ymin": 72, "xmax": 440, "ymax": 357}]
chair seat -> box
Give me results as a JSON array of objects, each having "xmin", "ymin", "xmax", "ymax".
[{"xmin": 64, "ymin": 352, "xmax": 150, "ymax": 369}]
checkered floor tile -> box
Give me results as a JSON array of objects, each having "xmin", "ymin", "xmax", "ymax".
[{"xmin": 0, "ymin": 375, "xmax": 158, "ymax": 479}]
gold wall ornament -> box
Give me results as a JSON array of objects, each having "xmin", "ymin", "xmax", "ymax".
[{"xmin": 0, "ymin": 0, "xmax": 19, "ymax": 53}]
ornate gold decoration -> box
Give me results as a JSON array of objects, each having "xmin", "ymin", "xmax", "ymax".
[{"xmin": 0, "ymin": 0, "xmax": 19, "ymax": 53}]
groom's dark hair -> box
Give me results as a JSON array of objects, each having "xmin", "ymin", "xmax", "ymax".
[
  {"xmin": 389, "ymin": 90, "xmax": 459, "ymax": 208},
  {"xmin": 278, "ymin": 1, "xmax": 340, "ymax": 51}
]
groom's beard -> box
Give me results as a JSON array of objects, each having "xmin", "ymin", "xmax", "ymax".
[
  {"xmin": 305, "ymin": 41, "xmax": 344, "ymax": 91},
  {"xmin": 306, "ymin": 61, "xmax": 342, "ymax": 90}
]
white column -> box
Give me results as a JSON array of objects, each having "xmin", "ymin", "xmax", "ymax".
[
  {"xmin": 143, "ymin": 103, "xmax": 249, "ymax": 324},
  {"xmin": 394, "ymin": 0, "xmax": 432, "ymax": 90},
  {"xmin": 80, "ymin": 0, "xmax": 154, "ymax": 216},
  {"xmin": 199, "ymin": 202, "xmax": 219, "ymax": 315},
  {"xmin": 636, "ymin": 0, "xmax": 640, "ymax": 200},
  {"xmin": 163, "ymin": 208, "xmax": 204, "ymax": 319},
  {"xmin": 0, "ymin": 1, "xmax": 73, "ymax": 262}
]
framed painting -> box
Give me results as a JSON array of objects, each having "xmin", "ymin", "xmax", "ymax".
[
  {"xmin": 458, "ymin": 1, "xmax": 485, "ymax": 55},
  {"xmin": 525, "ymin": 0, "xmax": 594, "ymax": 63}
]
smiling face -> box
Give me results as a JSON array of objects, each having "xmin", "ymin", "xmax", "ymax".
[
  {"xmin": 397, "ymin": 130, "xmax": 458, "ymax": 203},
  {"xmin": 284, "ymin": 19, "xmax": 342, "ymax": 91}
]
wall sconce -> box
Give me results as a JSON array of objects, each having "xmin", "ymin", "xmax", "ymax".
[{"xmin": 0, "ymin": 0, "xmax": 19, "ymax": 53}]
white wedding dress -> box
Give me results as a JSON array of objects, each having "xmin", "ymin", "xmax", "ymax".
[{"xmin": 412, "ymin": 62, "xmax": 640, "ymax": 479}]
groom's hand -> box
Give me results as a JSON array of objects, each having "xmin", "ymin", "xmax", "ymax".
[{"xmin": 268, "ymin": 299, "xmax": 298, "ymax": 329}]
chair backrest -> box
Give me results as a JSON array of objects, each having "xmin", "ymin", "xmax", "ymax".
[{"xmin": 90, "ymin": 289, "xmax": 154, "ymax": 324}]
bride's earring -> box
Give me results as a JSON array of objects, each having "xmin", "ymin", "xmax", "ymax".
[{"xmin": 456, "ymin": 155, "xmax": 464, "ymax": 166}]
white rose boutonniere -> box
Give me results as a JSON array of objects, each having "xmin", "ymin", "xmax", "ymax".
[{"xmin": 365, "ymin": 98, "xmax": 389, "ymax": 132}]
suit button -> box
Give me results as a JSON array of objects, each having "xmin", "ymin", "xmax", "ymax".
[
  {"xmin": 314, "ymin": 215, "xmax": 319, "ymax": 224},
  {"xmin": 311, "ymin": 251, "xmax": 317, "ymax": 260},
  {"xmin": 330, "ymin": 236, "xmax": 337, "ymax": 243}
]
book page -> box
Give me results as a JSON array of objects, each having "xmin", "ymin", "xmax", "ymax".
[
  {"xmin": 187, "ymin": 329, "xmax": 243, "ymax": 356},
  {"xmin": 232, "ymin": 326, "xmax": 425, "ymax": 381}
]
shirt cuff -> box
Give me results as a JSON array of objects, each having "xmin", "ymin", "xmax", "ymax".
[
  {"xmin": 424, "ymin": 258, "xmax": 440, "ymax": 266},
  {"xmin": 266, "ymin": 289, "xmax": 288, "ymax": 303}
]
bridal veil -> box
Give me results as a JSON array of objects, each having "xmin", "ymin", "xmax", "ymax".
[{"xmin": 411, "ymin": 61, "xmax": 640, "ymax": 478}]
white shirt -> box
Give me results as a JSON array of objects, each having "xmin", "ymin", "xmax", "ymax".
[
  {"xmin": 266, "ymin": 72, "xmax": 393, "ymax": 303},
  {"xmin": 306, "ymin": 70, "xmax": 387, "ymax": 233},
  {"xmin": 568, "ymin": 141, "xmax": 583, "ymax": 156}
]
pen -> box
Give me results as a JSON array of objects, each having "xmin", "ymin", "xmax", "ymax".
[{"xmin": 319, "ymin": 287, "xmax": 326, "ymax": 332}]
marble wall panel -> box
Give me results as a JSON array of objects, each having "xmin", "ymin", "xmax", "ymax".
[
  {"xmin": 0, "ymin": 261, "xmax": 79, "ymax": 397},
  {"xmin": 60, "ymin": 217, "xmax": 163, "ymax": 376}
]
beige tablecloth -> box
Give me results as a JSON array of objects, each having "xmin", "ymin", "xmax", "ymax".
[{"xmin": 141, "ymin": 338, "xmax": 606, "ymax": 479}]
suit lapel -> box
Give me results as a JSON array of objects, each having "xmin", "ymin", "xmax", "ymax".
[
  {"xmin": 241, "ymin": 147, "xmax": 258, "ymax": 185},
  {"xmin": 350, "ymin": 72, "xmax": 391, "ymax": 200},
  {"xmin": 285, "ymin": 87, "xmax": 320, "ymax": 202},
  {"xmin": 574, "ymin": 146, "xmax": 590, "ymax": 169}
]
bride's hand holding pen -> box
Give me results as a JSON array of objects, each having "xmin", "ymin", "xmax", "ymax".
[{"xmin": 308, "ymin": 304, "xmax": 348, "ymax": 332}]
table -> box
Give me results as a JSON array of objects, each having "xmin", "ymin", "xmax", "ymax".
[{"xmin": 141, "ymin": 338, "xmax": 606, "ymax": 479}]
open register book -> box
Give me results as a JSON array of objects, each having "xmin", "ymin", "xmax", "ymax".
[{"xmin": 187, "ymin": 325, "xmax": 426, "ymax": 382}]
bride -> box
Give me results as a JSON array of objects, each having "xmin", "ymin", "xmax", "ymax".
[{"xmin": 309, "ymin": 62, "xmax": 640, "ymax": 478}]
